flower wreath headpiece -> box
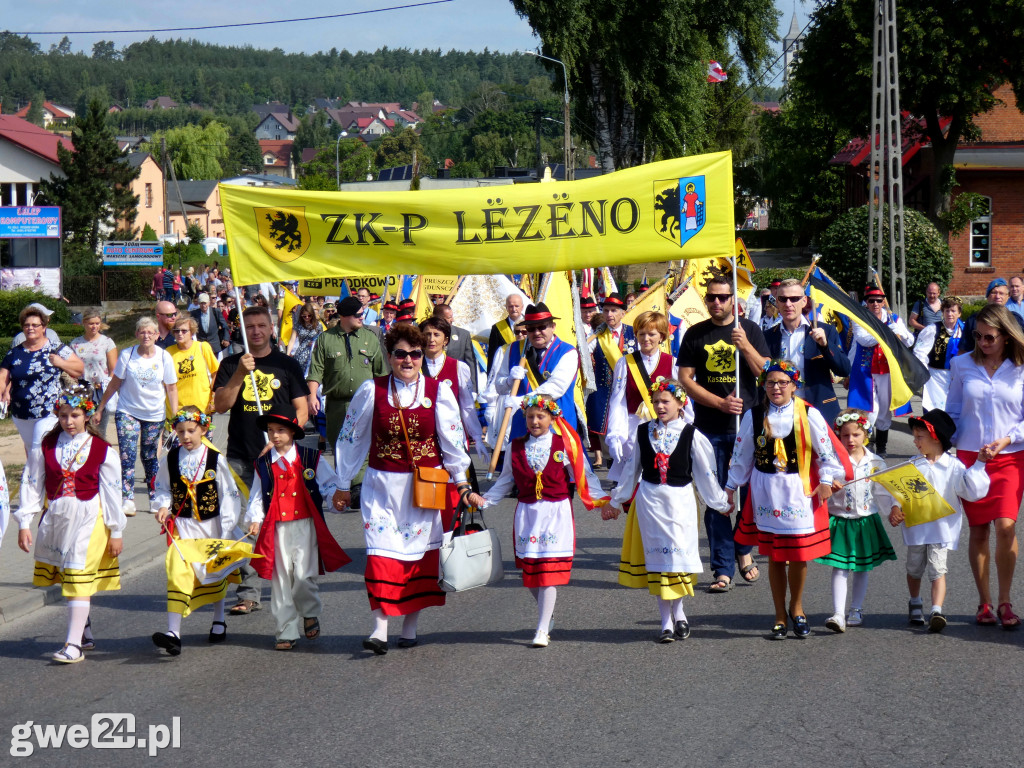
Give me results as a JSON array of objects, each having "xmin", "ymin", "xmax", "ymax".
[
  {"xmin": 170, "ymin": 409, "xmax": 214, "ymax": 430},
  {"xmin": 834, "ymin": 411, "xmax": 871, "ymax": 435},
  {"xmin": 650, "ymin": 377, "xmax": 688, "ymax": 405},
  {"xmin": 54, "ymin": 389, "xmax": 96, "ymax": 417},
  {"xmin": 521, "ymin": 393, "xmax": 562, "ymax": 417},
  {"xmin": 757, "ymin": 358, "xmax": 803, "ymax": 387}
]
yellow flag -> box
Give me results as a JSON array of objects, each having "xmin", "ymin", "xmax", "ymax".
[
  {"xmin": 174, "ymin": 538, "xmax": 264, "ymax": 566},
  {"xmin": 669, "ymin": 283, "xmax": 711, "ymax": 325},
  {"xmin": 279, "ymin": 287, "xmax": 303, "ymax": 346},
  {"xmin": 682, "ymin": 256, "xmax": 754, "ymax": 303},
  {"xmin": 413, "ymin": 275, "xmax": 435, "ymax": 321},
  {"xmin": 221, "ymin": 152, "xmax": 736, "ymax": 285},
  {"xmin": 870, "ymin": 463, "xmax": 956, "ymax": 527}
]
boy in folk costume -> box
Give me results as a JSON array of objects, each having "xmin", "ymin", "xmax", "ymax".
[
  {"xmin": 16, "ymin": 388, "xmax": 122, "ymax": 664},
  {"xmin": 469, "ymin": 394, "xmax": 608, "ymax": 648},
  {"xmin": 604, "ymin": 379, "xmax": 730, "ymax": 643},
  {"xmin": 244, "ymin": 404, "xmax": 350, "ymax": 650},
  {"xmin": 151, "ymin": 407, "xmax": 242, "ymax": 656}
]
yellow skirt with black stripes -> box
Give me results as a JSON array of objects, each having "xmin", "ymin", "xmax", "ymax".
[
  {"xmin": 618, "ymin": 498, "xmax": 696, "ymax": 599},
  {"xmin": 33, "ymin": 515, "xmax": 120, "ymax": 597},
  {"xmin": 165, "ymin": 541, "xmax": 240, "ymax": 617}
]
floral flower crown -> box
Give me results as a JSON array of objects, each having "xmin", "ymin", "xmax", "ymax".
[
  {"xmin": 757, "ymin": 358, "xmax": 803, "ymax": 387},
  {"xmin": 170, "ymin": 409, "xmax": 213, "ymax": 430},
  {"xmin": 54, "ymin": 390, "xmax": 96, "ymax": 417},
  {"xmin": 522, "ymin": 393, "xmax": 562, "ymax": 417},
  {"xmin": 834, "ymin": 411, "xmax": 871, "ymax": 435},
  {"xmin": 650, "ymin": 377, "xmax": 688, "ymax": 405}
]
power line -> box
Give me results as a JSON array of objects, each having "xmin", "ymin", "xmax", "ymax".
[{"xmin": 8, "ymin": 1, "xmax": 454, "ymax": 35}]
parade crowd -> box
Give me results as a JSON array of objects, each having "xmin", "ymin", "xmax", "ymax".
[{"xmin": 4, "ymin": 266, "xmax": 1024, "ymax": 662}]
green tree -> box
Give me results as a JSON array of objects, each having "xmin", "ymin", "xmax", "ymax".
[
  {"xmin": 49, "ymin": 36, "xmax": 72, "ymax": 56},
  {"xmin": 511, "ymin": 0, "xmax": 776, "ymax": 170},
  {"xmin": 374, "ymin": 127, "xmax": 429, "ymax": 171},
  {"xmin": 186, "ymin": 221, "xmax": 206, "ymax": 244},
  {"xmin": 791, "ymin": 0, "xmax": 1024, "ymax": 235},
  {"xmin": 817, "ymin": 206, "xmax": 953, "ymax": 302},
  {"xmin": 292, "ymin": 110, "xmax": 333, "ymax": 166},
  {"xmin": 147, "ymin": 122, "xmax": 230, "ymax": 180},
  {"xmin": 91, "ymin": 40, "xmax": 120, "ymax": 61},
  {"xmin": 224, "ymin": 128, "xmax": 263, "ymax": 176},
  {"xmin": 299, "ymin": 142, "xmax": 376, "ymax": 187},
  {"xmin": 141, "ymin": 223, "xmax": 159, "ymax": 241},
  {"xmin": 39, "ymin": 99, "xmax": 140, "ymax": 253},
  {"xmin": 26, "ymin": 91, "xmax": 46, "ymax": 127}
]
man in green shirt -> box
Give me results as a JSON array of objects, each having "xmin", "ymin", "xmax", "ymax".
[{"xmin": 308, "ymin": 297, "xmax": 387, "ymax": 505}]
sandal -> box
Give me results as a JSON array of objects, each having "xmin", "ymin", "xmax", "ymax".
[
  {"xmin": 738, "ymin": 561, "xmax": 760, "ymax": 583},
  {"xmin": 81, "ymin": 618, "xmax": 95, "ymax": 651},
  {"xmin": 52, "ymin": 642, "xmax": 84, "ymax": 664},
  {"xmin": 998, "ymin": 602, "xmax": 1021, "ymax": 630},
  {"xmin": 976, "ymin": 603, "xmax": 998, "ymax": 625},
  {"xmin": 228, "ymin": 599, "xmax": 260, "ymax": 615},
  {"xmin": 707, "ymin": 576, "xmax": 733, "ymax": 593},
  {"xmin": 304, "ymin": 617, "xmax": 321, "ymax": 640},
  {"xmin": 275, "ymin": 639, "xmax": 297, "ymax": 651}
]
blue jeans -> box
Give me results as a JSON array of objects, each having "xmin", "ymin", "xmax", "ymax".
[{"xmin": 705, "ymin": 431, "xmax": 752, "ymax": 580}]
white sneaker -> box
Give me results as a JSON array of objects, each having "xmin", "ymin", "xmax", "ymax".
[
  {"xmin": 530, "ymin": 630, "xmax": 550, "ymax": 648},
  {"xmin": 847, "ymin": 608, "xmax": 864, "ymax": 627},
  {"xmin": 825, "ymin": 613, "xmax": 846, "ymax": 633},
  {"xmin": 122, "ymin": 500, "xmax": 136, "ymax": 518}
]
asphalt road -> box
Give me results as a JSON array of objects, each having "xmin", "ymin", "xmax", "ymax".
[{"xmin": 2, "ymin": 422, "xmax": 1024, "ymax": 767}]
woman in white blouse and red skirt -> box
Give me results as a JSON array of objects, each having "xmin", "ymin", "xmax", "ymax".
[
  {"xmin": 947, "ymin": 304, "xmax": 1024, "ymax": 629},
  {"xmin": 335, "ymin": 323, "xmax": 472, "ymax": 654}
]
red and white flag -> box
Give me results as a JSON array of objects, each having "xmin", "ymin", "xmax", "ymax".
[{"xmin": 707, "ymin": 61, "xmax": 728, "ymax": 83}]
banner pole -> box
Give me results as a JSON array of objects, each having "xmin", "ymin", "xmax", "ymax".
[
  {"xmin": 487, "ymin": 379, "xmax": 520, "ymax": 479},
  {"xmin": 234, "ymin": 286, "xmax": 264, "ymax": 418},
  {"xmin": 840, "ymin": 457, "xmax": 919, "ymax": 487},
  {"xmin": 732, "ymin": 255, "xmax": 741, "ymax": 434}
]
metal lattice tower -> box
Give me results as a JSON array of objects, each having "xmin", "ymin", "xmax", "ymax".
[{"xmin": 866, "ymin": 0, "xmax": 907, "ymax": 319}]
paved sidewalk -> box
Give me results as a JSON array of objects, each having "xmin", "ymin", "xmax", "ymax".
[{"xmin": 0, "ymin": 414, "xmax": 232, "ymax": 623}]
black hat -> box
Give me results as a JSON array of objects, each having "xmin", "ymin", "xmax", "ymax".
[
  {"xmin": 580, "ymin": 297, "xmax": 597, "ymax": 309},
  {"xmin": 337, "ymin": 296, "xmax": 364, "ymax": 317},
  {"xmin": 382, "ymin": 300, "xmax": 399, "ymax": 311},
  {"xmin": 602, "ymin": 293, "xmax": 625, "ymax": 309},
  {"xmin": 908, "ymin": 409, "xmax": 956, "ymax": 452},
  {"xmin": 523, "ymin": 302, "xmax": 559, "ymax": 326},
  {"xmin": 256, "ymin": 402, "xmax": 306, "ymax": 441}
]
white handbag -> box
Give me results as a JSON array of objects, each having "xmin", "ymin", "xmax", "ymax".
[{"xmin": 438, "ymin": 507, "xmax": 504, "ymax": 592}]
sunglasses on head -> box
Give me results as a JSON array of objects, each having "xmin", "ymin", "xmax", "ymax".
[
  {"xmin": 705, "ymin": 293, "xmax": 733, "ymax": 303},
  {"xmin": 392, "ymin": 349, "xmax": 424, "ymax": 360}
]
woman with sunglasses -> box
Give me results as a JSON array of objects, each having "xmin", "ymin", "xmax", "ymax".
[
  {"xmin": 946, "ymin": 304, "xmax": 1024, "ymax": 628},
  {"xmin": 166, "ymin": 317, "xmax": 219, "ymax": 417},
  {"xmin": 335, "ymin": 323, "xmax": 472, "ymax": 654},
  {"xmin": 847, "ymin": 285, "xmax": 914, "ymax": 456},
  {"xmin": 286, "ymin": 302, "xmax": 322, "ymax": 376}
]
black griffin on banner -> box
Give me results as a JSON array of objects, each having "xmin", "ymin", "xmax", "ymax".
[
  {"xmin": 255, "ymin": 206, "xmax": 310, "ymax": 262},
  {"xmin": 265, "ymin": 211, "xmax": 303, "ymax": 252},
  {"xmin": 654, "ymin": 184, "xmax": 680, "ymax": 239}
]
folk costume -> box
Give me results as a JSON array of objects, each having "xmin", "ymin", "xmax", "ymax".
[
  {"xmin": 245, "ymin": 413, "xmax": 350, "ymax": 645},
  {"xmin": 337, "ymin": 374, "xmax": 471, "ymax": 621},
  {"xmin": 586, "ymin": 297, "xmax": 636, "ymax": 437},
  {"xmin": 480, "ymin": 393, "xmax": 607, "ymax": 647},
  {"xmin": 912, "ymin": 318, "xmax": 964, "ymax": 411}
]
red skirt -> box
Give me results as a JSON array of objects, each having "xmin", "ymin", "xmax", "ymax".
[
  {"xmin": 515, "ymin": 555, "xmax": 573, "ymax": 587},
  {"xmin": 734, "ymin": 496, "xmax": 832, "ymax": 563},
  {"xmin": 364, "ymin": 549, "xmax": 446, "ymax": 616},
  {"xmin": 959, "ymin": 450, "xmax": 1024, "ymax": 526}
]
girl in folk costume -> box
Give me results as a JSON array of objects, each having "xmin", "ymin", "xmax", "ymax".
[
  {"xmin": 151, "ymin": 407, "xmax": 242, "ymax": 656},
  {"xmin": 469, "ymin": 394, "xmax": 608, "ymax": 648},
  {"xmin": 814, "ymin": 409, "xmax": 897, "ymax": 633},
  {"xmin": 15, "ymin": 388, "xmax": 123, "ymax": 664},
  {"xmin": 847, "ymin": 285, "xmax": 915, "ymax": 455},
  {"xmin": 911, "ymin": 296, "xmax": 964, "ymax": 410},
  {"xmin": 245, "ymin": 404, "xmax": 350, "ymax": 650},
  {"xmin": 605, "ymin": 311, "xmax": 693, "ymax": 485},
  {"xmin": 727, "ymin": 360, "xmax": 851, "ymax": 640},
  {"xmin": 604, "ymin": 379, "xmax": 730, "ymax": 643}
]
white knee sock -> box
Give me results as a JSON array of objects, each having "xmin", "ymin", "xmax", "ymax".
[
  {"xmin": 536, "ymin": 587, "xmax": 557, "ymax": 635},
  {"xmin": 671, "ymin": 597, "xmax": 687, "ymax": 624},
  {"xmin": 401, "ymin": 611, "xmax": 420, "ymax": 640},
  {"xmin": 166, "ymin": 612, "xmax": 182, "ymax": 638},
  {"xmin": 370, "ymin": 608, "xmax": 388, "ymax": 641},
  {"xmin": 65, "ymin": 600, "xmax": 91, "ymax": 647},
  {"xmin": 657, "ymin": 597, "xmax": 673, "ymax": 632},
  {"xmin": 851, "ymin": 571, "xmax": 870, "ymax": 611},
  {"xmin": 211, "ymin": 599, "xmax": 226, "ymax": 633},
  {"xmin": 831, "ymin": 568, "xmax": 849, "ymax": 615}
]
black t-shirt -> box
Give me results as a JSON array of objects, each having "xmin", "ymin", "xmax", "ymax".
[
  {"xmin": 214, "ymin": 349, "xmax": 308, "ymax": 462},
  {"xmin": 677, "ymin": 317, "xmax": 770, "ymax": 434}
]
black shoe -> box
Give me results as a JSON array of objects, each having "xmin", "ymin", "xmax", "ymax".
[
  {"xmin": 362, "ymin": 637, "xmax": 388, "ymax": 655},
  {"xmin": 769, "ymin": 622, "xmax": 787, "ymax": 640},
  {"xmin": 790, "ymin": 613, "xmax": 811, "ymax": 638},
  {"xmin": 349, "ymin": 484, "xmax": 362, "ymax": 511},
  {"xmin": 929, "ymin": 611, "xmax": 947, "ymax": 633},
  {"xmin": 152, "ymin": 632, "xmax": 182, "ymax": 656},
  {"xmin": 397, "ymin": 637, "xmax": 418, "ymax": 648},
  {"xmin": 658, "ymin": 629, "xmax": 675, "ymax": 644},
  {"xmin": 673, "ymin": 620, "xmax": 690, "ymax": 640},
  {"xmin": 875, "ymin": 429, "xmax": 889, "ymax": 456},
  {"xmin": 208, "ymin": 621, "xmax": 227, "ymax": 644}
]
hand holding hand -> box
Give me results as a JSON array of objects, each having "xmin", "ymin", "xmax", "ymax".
[
  {"xmin": 888, "ymin": 506, "xmax": 904, "ymax": 527},
  {"xmin": 601, "ymin": 505, "xmax": 621, "ymax": 521},
  {"xmin": 466, "ymin": 492, "xmax": 487, "ymax": 508}
]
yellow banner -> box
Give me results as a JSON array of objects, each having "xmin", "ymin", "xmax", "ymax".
[
  {"xmin": 279, "ymin": 287, "xmax": 303, "ymax": 346},
  {"xmin": 870, "ymin": 462, "xmax": 956, "ymax": 528},
  {"xmin": 669, "ymin": 283, "xmax": 711, "ymax": 325},
  {"xmin": 682, "ymin": 255, "xmax": 755, "ymax": 302},
  {"xmin": 220, "ymin": 152, "xmax": 735, "ymax": 285},
  {"xmin": 298, "ymin": 274, "xmax": 398, "ymax": 296},
  {"xmin": 420, "ymin": 275, "xmax": 459, "ymax": 295}
]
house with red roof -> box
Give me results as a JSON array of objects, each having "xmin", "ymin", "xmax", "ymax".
[
  {"xmin": 0, "ymin": 115, "xmax": 74, "ymax": 206},
  {"xmin": 259, "ymin": 139, "xmax": 295, "ymax": 179},
  {"xmin": 831, "ymin": 83, "xmax": 1024, "ymax": 295},
  {"xmin": 12, "ymin": 101, "xmax": 76, "ymax": 129}
]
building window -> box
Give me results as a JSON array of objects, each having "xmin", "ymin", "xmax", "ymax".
[
  {"xmin": 969, "ymin": 196, "xmax": 993, "ymax": 267},
  {"xmin": 145, "ymin": 183, "xmax": 153, "ymax": 208}
]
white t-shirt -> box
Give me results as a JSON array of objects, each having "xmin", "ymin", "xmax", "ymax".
[{"xmin": 113, "ymin": 346, "xmax": 177, "ymax": 422}]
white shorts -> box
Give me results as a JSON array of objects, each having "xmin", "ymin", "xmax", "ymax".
[{"xmin": 906, "ymin": 543, "xmax": 948, "ymax": 581}]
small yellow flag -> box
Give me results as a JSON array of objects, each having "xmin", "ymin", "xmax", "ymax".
[
  {"xmin": 278, "ymin": 287, "xmax": 304, "ymax": 346},
  {"xmin": 174, "ymin": 538, "xmax": 264, "ymax": 567},
  {"xmin": 870, "ymin": 463, "xmax": 956, "ymax": 527}
]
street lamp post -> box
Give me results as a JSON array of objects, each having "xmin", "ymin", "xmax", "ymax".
[
  {"xmin": 523, "ymin": 50, "xmax": 573, "ymax": 181},
  {"xmin": 335, "ymin": 131, "xmax": 349, "ymax": 189}
]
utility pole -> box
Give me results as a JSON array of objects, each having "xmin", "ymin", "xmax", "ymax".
[
  {"xmin": 160, "ymin": 137, "xmax": 169, "ymax": 237},
  {"xmin": 534, "ymin": 108, "xmax": 544, "ymax": 179},
  {"xmin": 866, "ymin": 0, "xmax": 907, "ymax": 319}
]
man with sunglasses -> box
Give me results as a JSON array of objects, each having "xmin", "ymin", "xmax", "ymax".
[
  {"xmin": 848, "ymin": 285, "xmax": 915, "ymax": 456},
  {"xmin": 763, "ymin": 278, "xmax": 850, "ymax": 425},
  {"xmin": 154, "ymin": 300, "xmax": 179, "ymax": 349},
  {"xmin": 677, "ymin": 275, "xmax": 769, "ymax": 592}
]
